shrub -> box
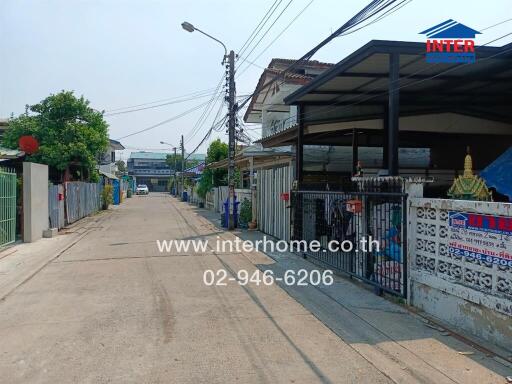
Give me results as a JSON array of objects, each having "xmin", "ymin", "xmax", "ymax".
[
  {"xmin": 239, "ymin": 198, "xmax": 252, "ymax": 225},
  {"xmin": 101, "ymin": 184, "xmax": 113, "ymax": 209}
]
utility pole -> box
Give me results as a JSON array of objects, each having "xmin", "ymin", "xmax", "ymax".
[
  {"xmin": 180, "ymin": 135, "xmax": 185, "ymax": 199},
  {"xmin": 226, "ymin": 50, "xmax": 236, "ymax": 230},
  {"xmin": 181, "ymin": 21, "xmax": 236, "ymax": 228},
  {"xmin": 173, "ymin": 146, "xmax": 177, "ymax": 197}
]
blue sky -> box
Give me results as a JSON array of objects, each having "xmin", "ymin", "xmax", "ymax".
[{"xmin": 1, "ymin": 0, "xmax": 511, "ymax": 160}]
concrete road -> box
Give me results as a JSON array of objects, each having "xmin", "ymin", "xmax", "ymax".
[{"xmin": 0, "ymin": 194, "xmax": 508, "ymax": 383}]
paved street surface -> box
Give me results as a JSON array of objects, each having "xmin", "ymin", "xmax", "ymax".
[{"xmin": 0, "ymin": 193, "xmax": 509, "ymax": 383}]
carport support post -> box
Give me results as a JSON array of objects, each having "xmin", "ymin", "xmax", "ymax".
[
  {"xmin": 296, "ymin": 104, "xmax": 304, "ymax": 187},
  {"xmin": 383, "ymin": 105, "xmax": 389, "ymax": 169},
  {"xmin": 388, "ymin": 53, "xmax": 399, "ymax": 176},
  {"xmin": 250, "ymin": 156, "xmax": 256, "ymax": 226},
  {"xmin": 352, "ymin": 128, "xmax": 358, "ymax": 175}
]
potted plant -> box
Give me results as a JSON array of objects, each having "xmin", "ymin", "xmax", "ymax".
[
  {"xmin": 101, "ymin": 184, "xmax": 113, "ymax": 210},
  {"xmin": 239, "ymin": 199, "xmax": 252, "ymax": 229}
]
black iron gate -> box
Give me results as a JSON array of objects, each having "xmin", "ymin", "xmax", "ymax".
[{"xmin": 292, "ymin": 178, "xmax": 407, "ymax": 297}]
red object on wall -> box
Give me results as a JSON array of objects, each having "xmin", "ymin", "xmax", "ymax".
[
  {"xmin": 280, "ymin": 192, "xmax": 290, "ymax": 201},
  {"xmin": 19, "ymin": 136, "xmax": 39, "ymax": 154},
  {"xmin": 58, "ymin": 193, "xmax": 64, "ymax": 201},
  {"xmin": 346, "ymin": 199, "xmax": 362, "ymax": 213}
]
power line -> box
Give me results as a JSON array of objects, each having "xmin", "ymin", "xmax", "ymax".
[
  {"xmin": 237, "ymin": 0, "xmax": 411, "ymax": 112},
  {"xmin": 115, "ymin": 1, "xmax": 407, "ymax": 145},
  {"xmin": 104, "ymin": 86, "xmax": 219, "ymax": 113},
  {"xmin": 481, "ymin": 17, "xmax": 512, "ymax": 31},
  {"xmin": 236, "ymin": 0, "xmax": 295, "ymax": 72},
  {"xmin": 483, "ymin": 31, "xmax": 512, "ymax": 45},
  {"xmin": 337, "ymin": 0, "xmax": 412, "ymax": 37},
  {"xmin": 186, "ymin": 114, "xmax": 228, "ymax": 160},
  {"xmin": 103, "ymin": 91, "xmax": 218, "ymax": 117},
  {"xmin": 238, "ymin": 0, "xmax": 284, "ymax": 58},
  {"xmin": 184, "ymin": 74, "xmax": 225, "ymax": 144},
  {"xmin": 236, "ymin": 0, "xmax": 315, "ymax": 79},
  {"xmin": 115, "ymin": 99, "xmax": 211, "ymax": 140}
]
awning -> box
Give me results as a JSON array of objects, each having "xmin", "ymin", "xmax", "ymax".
[
  {"xmin": 0, "ymin": 146, "xmax": 25, "ymax": 159},
  {"xmin": 284, "ymin": 40, "xmax": 512, "ymax": 124},
  {"xmin": 99, "ymin": 170, "xmax": 118, "ymax": 180},
  {"xmin": 259, "ymin": 40, "xmax": 512, "ymax": 149},
  {"xmin": 480, "ymin": 147, "xmax": 512, "ymax": 200}
]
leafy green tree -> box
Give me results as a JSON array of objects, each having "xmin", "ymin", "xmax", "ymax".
[
  {"xmin": 166, "ymin": 154, "xmax": 200, "ymax": 171},
  {"xmin": 115, "ymin": 160, "xmax": 126, "ymax": 173},
  {"xmin": 3, "ymin": 91, "xmax": 109, "ymax": 181},
  {"xmin": 197, "ymin": 139, "xmax": 229, "ymax": 198}
]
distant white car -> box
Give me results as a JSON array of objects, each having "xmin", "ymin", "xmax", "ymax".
[{"xmin": 136, "ymin": 184, "xmax": 149, "ymax": 195}]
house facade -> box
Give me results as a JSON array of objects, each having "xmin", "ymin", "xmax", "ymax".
[
  {"xmin": 99, "ymin": 139, "xmax": 125, "ymax": 176},
  {"xmin": 127, "ymin": 152, "xmax": 171, "ymax": 192},
  {"xmin": 242, "ymin": 58, "xmax": 334, "ymax": 240}
]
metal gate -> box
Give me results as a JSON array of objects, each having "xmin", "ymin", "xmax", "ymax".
[
  {"xmin": 48, "ymin": 184, "xmax": 65, "ymax": 229},
  {"xmin": 258, "ymin": 164, "xmax": 293, "ymax": 241},
  {"xmin": 0, "ymin": 168, "xmax": 17, "ymax": 246},
  {"xmin": 112, "ymin": 179, "xmax": 120, "ymax": 205},
  {"xmin": 292, "ymin": 178, "xmax": 407, "ymax": 297}
]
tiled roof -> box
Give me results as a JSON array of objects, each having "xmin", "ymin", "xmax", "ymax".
[
  {"xmin": 264, "ymin": 67, "xmax": 314, "ymax": 83},
  {"xmin": 268, "ymin": 58, "xmax": 334, "ymax": 69},
  {"xmin": 243, "ymin": 58, "xmax": 334, "ymax": 122}
]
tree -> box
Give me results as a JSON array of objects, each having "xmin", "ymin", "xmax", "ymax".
[
  {"xmin": 115, "ymin": 160, "xmax": 126, "ymax": 173},
  {"xmin": 197, "ymin": 139, "xmax": 228, "ymax": 198},
  {"xmin": 3, "ymin": 91, "xmax": 109, "ymax": 181},
  {"xmin": 165, "ymin": 154, "xmax": 200, "ymax": 171}
]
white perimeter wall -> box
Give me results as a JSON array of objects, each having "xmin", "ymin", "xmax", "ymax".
[
  {"xmin": 23, "ymin": 162, "xmax": 49, "ymax": 242},
  {"xmin": 408, "ymin": 198, "xmax": 512, "ymax": 351}
]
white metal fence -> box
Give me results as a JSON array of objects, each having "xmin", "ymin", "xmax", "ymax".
[
  {"xmin": 64, "ymin": 182, "xmax": 102, "ymax": 225},
  {"xmin": 48, "ymin": 184, "xmax": 65, "ymax": 229},
  {"xmin": 257, "ymin": 164, "xmax": 293, "ymax": 241},
  {"xmin": 207, "ymin": 187, "xmax": 251, "ymax": 213}
]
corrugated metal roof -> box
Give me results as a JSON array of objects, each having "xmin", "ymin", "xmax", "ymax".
[
  {"xmin": 129, "ymin": 152, "xmax": 168, "ymax": 160},
  {"xmin": 129, "ymin": 151, "xmax": 206, "ymax": 160},
  {"xmin": 99, "ymin": 170, "xmax": 119, "ymax": 180},
  {"xmin": 109, "ymin": 139, "xmax": 125, "ymax": 150},
  {"xmin": 0, "ymin": 146, "xmax": 24, "ymax": 159}
]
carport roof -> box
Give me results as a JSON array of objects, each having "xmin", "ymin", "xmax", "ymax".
[{"xmin": 284, "ymin": 39, "xmax": 512, "ymax": 123}]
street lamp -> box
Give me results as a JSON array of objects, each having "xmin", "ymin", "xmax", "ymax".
[
  {"xmin": 181, "ymin": 21, "xmax": 236, "ymax": 230},
  {"xmin": 181, "ymin": 21, "xmax": 227, "ymax": 58},
  {"xmin": 160, "ymin": 141, "xmax": 177, "ymax": 196}
]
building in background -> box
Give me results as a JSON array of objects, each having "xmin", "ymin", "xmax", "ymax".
[
  {"xmin": 127, "ymin": 152, "xmax": 170, "ymax": 192},
  {"xmin": 127, "ymin": 152, "xmax": 206, "ymax": 192},
  {"xmin": 99, "ymin": 139, "xmax": 125, "ymax": 176}
]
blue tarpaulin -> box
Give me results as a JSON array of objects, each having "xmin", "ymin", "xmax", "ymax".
[{"xmin": 480, "ymin": 147, "xmax": 512, "ymax": 200}]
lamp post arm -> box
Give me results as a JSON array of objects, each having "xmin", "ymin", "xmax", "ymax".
[{"xmin": 193, "ymin": 27, "xmax": 228, "ymax": 58}]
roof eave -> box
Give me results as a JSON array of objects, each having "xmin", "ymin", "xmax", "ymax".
[{"xmin": 284, "ymin": 39, "xmax": 505, "ymax": 105}]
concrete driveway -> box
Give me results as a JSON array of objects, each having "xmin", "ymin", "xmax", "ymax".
[{"xmin": 0, "ymin": 193, "xmax": 508, "ymax": 383}]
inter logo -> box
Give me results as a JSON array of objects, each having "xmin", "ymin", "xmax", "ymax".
[{"xmin": 420, "ymin": 19, "xmax": 481, "ymax": 63}]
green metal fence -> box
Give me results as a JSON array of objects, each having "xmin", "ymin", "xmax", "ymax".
[{"xmin": 0, "ymin": 168, "xmax": 17, "ymax": 247}]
